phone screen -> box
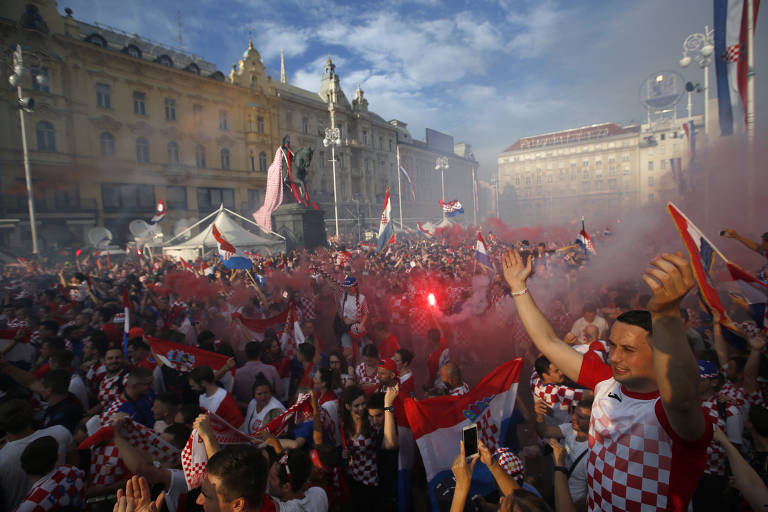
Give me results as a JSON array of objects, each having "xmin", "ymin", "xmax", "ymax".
[{"xmin": 463, "ymin": 424, "xmax": 478, "ymax": 458}]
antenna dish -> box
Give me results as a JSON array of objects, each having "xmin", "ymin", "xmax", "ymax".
[{"xmin": 87, "ymin": 227, "xmax": 113, "ymax": 248}]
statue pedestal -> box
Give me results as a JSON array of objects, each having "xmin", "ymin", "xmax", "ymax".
[{"xmin": 271, "ymin": 204, "xmax": 327, "ymax": 251}]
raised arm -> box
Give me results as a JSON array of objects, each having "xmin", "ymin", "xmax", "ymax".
[
  {"xmin": 642, "ymin": 253, "xmax": 705, "ymax": 441},
  {"xmin": 743, "ymin": 332, "xmax": 765, "ymax": 396},
  {"xmin": 534, "ymin": 400, "xmax": 566, "ymax": 439},
  {"xmin": 710, "ymin": 310, "xmax": 729, "ymax": 370},
  {"xmin": 478, "ymin": 440, "xmax": 519, "ymax": 497},
  {"xmin": 502, "ymin": 249, "xmax": 583, "ymax": 382},
  {"xmin": 721, "ymin": 228, "xmax": 761, "ymax": 253},
  {"xmin": 713, "ymin": 426, "xmax": 768, "ymax": 512},
  {"xmin": 111, "ymin": 415, "xmax": 171, "ymax": 488},
  {"xmin": 193, "ymin": 414, "xmax": 221, "ymax": 457},
  {"xmin": 382, "ymin": 385, "xmax": 399, "ymax": 450}
]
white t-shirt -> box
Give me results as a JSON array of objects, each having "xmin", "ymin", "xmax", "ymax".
[
  {"xmin": 558, "ymin": 423, "xmax": 589, "ymax": 502},
  {"xmin": 69, "ymin": 372, "xmax": 89, "ymax": 410},
  {"xmin": 241, "ymin": 396, "xmax": 285, "ymax": 434},
  {"xmin": 0, "ymin": 425, "xmax": 74, "ymax": 511},
  {"xmin": 199, "ymin": 387, "xmax": 227, "ymax": 413},
  {"xmin": 570, "ymin": 315, "xmax": 609, "ymax": 344},
  {"xmin": 164, "ymin": 468, "xmax": 188, "ymax": 512},
  {"xmin": 273, "ymin": 486, "xmax": 328, "ymax": 512},
  {"xmin": 341, "ymin": 293, "xmax": 366, "ymax": 322}
]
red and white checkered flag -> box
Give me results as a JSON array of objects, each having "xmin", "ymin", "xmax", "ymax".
[{"xmin": 257, "ymin": 393, "xmax": 313, "ymax": 437}]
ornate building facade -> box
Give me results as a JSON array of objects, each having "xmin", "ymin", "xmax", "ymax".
[{"xmin": 0, "ymin": 0, "xmax": 279, "ymax": 250}]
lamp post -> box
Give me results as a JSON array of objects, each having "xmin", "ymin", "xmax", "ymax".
[
  {"xmin": 323, "ymin": 126, "xmax": 341, "ymax": 238},
  {"xmin": 8, "ymin": 44, "xmax": 47, "ymax": 255},
  {"xmin": 679, "ymin": 26, "xmax": 714, "ymax": 136},
  {"xmin": 434, "ymin": 156, "xmax": 448, "ymax": 220}
]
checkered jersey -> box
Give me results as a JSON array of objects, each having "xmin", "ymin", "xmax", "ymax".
[
  {"xmin": 530, "ymin": 370, "xmax": 584, "ymax": 412},
  {"xmin": 90, "ymin": 442, "xmax": 128, "ymax": 486},
  {"xmin": 388, "ymin": 294, "xmax": 409, "ymax": 326},
  {"xmin": 299, "ymin": 293, "xmax": 318, "ymax": 322},
  {"xmin": 448, "ymin": 382, "xmax": 470, "ymax": 397},
  {"xmin": 100, "ymin": 396, "xmax": 126, "ymax": 426},
  {"xmin": 747, "ymin": 388, "xmax": 765, "ymax": 408},
  {"xmin": 348, "ymin": 432, "xmax": 378, "ymax": 486},
  {"xmin": 719, "ymin": 380, "xmax": 746, "ymax": 411},
  {"xmin": 701, "ymin": 398, "xmax": 728, "ymax": 476},
  {"xmin": 98, "ymin": 372, "xmax": 127, "ymax": 408},
  {"xmin": 356, "ymin": 363, "xmax": 380, "ymax": 388},
  {"xmin": 15, "ymin": 465, "xmax": 85, "ymax": 512},
  {"xmin": 85, "ymin": 363, "xmax": 107, "ymax": 395}
]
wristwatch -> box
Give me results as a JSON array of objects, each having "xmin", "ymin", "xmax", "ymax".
[
  {"xmin": 383, "ymin": 405, "xmax": 395, "ymax": 413},
  {"xmin": 554, "ymin": 466, "xmax": 568, "ymax": 475}
]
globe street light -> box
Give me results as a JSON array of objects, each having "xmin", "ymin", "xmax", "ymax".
[
  {"xmin": 8, "ymin": 44, "xmax": 47, "ymax": 254},
  {"xmin": 679, "ymin": 26, "xmax": 714, "ymax": 136},
  {"xmin": 323, "ymin": 126, "xmax": 341, "ymax": 238},
  {"xmin": 434, "ymin": 156, "xmax": 448, "ymax": 220}
]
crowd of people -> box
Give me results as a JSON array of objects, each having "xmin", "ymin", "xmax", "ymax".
[{"xmin": 1, "ymin": 224, "xmax": 768, "ymax": 512}]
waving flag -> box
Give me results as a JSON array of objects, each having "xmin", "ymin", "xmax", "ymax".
[
  {"xmin": 377, "ymin": 186, "xmax": 395, "ymax": 251},
  {"xmin": 439, "ymin": 199, "xmax": 464, "ymax": 217},
  {"xmin": 279, "ymin": 302, "xmax": 304, "ymax": 360},
  {"xmin": 575, "ymin": 229, "xmax": 596, "ymax": 255},
  {"xmin": 232, "ymin": 309, "xmax": 289, "ymax": 333},
  {"xmin": 211, "ymin": 224, "xmax": 252, "ymax": 270},
  {"xmin": 149, "ymin": 199, "xmax": 166, "ymax": 224},
  {"xmin": 399, "ymin": 165, "xmax": 416, "ymax": 201},
  {"xmin": 417, "ymin": 222, "xmax": 433, "ymax": 238},
  {"xmin": 682, "ymin": 121, "xmax": 696, "ymax": 164},
  {"xmin": 257, "ymin": 393, "xmax": 313, "ymax": 437},
  {"xmin": 475, "ymin": 232, "xmax": 494, "ymax": 272},
  {"xmin": 147, "ymin": 336, "xmax": 234, "ymax": 375},
  {"xmin": 404, "ymin": 359, "xmax": 523, "ymax": 510},
  {"xmin": 714, "ymin": 0, "xmax": 759, "ymax": 136}
]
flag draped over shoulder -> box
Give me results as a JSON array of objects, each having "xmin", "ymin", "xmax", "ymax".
[
  {"xmin": 377, "ymin": 186, "xmax": 395, "ymax": 251},
  {"xmin": 147, "ymin": 336, "xmax": 234, "ymax": 375},
  {"xmin": 211, "ymin": 224, "xmax": 252, "ymax": 270},
  {"xmin": 475, "ymin": 232, "xmax": 494, "ymax": 272},
  {"xmin": 403, "ymin": 358, "xmax": 522, "ymax": 510}
]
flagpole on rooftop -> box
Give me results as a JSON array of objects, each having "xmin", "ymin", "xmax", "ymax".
[{"xmin": 396, "ymin": 145, "xmax": 403, "ymax": 230}]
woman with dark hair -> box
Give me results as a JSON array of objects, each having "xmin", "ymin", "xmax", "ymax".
[
  {"xmin": 328, "ymin": 350, "xmax": 353, "ymax": 394},
  {"xmin": 393, "ymin": 348, "xmax": 415, "ymax": 398},
  {"xmin": 355, "ymin": 344, "xmax": 380, "ymax": 395},
  {"xmin": 241, "ymin": 373, "xmax": 285, "ymax": 434},
  {"xmin": 313, "ymin": 367, "xmax": 337, "ymax": 406},
  {"xmin": 341, "ymin": 385, "xmax": 379, "ymax": 506}
]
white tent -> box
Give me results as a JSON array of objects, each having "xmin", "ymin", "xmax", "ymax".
[{"xmin": 162, "ymin": 205, "xmax": 285, "ymax": 261}]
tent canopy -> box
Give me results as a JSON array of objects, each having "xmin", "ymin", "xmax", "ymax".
[{"xmin": 163, "ymin": 206, "xmax": 285, "ymax": 260}]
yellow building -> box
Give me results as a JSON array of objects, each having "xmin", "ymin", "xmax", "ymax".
[{"xmin": 0, "ymin": 1, "xmax": 279, "ymax": 251}]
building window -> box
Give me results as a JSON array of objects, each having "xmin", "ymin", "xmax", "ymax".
[
  {"xmin": 101, "ymin": 183, "xmax": 155, "ymax": 210},
  {"xmin": 379, "ymin": 136, "xmax": 383, "ymax": 150},
  {"xmin": 250, "ymin": 151, "xmax": 255, "ymax": 171},
  {"xmin": 583, "ymin": 169, "xmax": 589, "ymax": 179},
  {"xmin": 583, "ymin": 160, "xmax": 589, "ymax": 167},
  {"xmin": 559, "ymin": 169, "xmax": 565, "ymax": 180},
  {"xmin": 155, "ymin": 55, "xmax": 173, "ymax": 67},
  {"xmin": 623, "ymin": 153, "xmax": 630, "ymax": 161},
  {"xmin": 31, "ymin": 66, "xmax": 49, "ymax": 93},
  {"xmin": 623, "ymin": 165, "xmax": 630, "ymax": 175},
  {"xmin": 389, "ymin": 139, "xmax": 393, "ymax": 151},
  {"xmin": 220, "ymin": 148, "xmax": 231, "ymax": 169},
  {"xmin": 609, "ymin": 167, "xmax": 616, "ymax": 176},
  {"xmin": 219, "ymin": 111, "xmax": 228, "ymax": 130},
  {"xmin": 136, "ymin": 137, "xmax": 150, "ymax": 162},
  {"xmin": 648, "ymin": 192, "xmax": 655, "ymax": 201},
  {"xmin": 133, "ymin": 92, "xmax": 146, "ymax": 115},
  {"xmin": 595, "ymin": 160, "xmax": 602, "ymax": 167},
  {"xmin": 166, "ymin": 186, "xmax": 187, "ymax": 209},
  {"xmin": 648, "ymin": 176, "xmax": 654, "ymax": 185},
  {"xmin": 660, "ymin": 159, "xmax": 667, "ymax": 169},
  {"xmin": 339, "ymin": 153, "xmax": 344, "ymax": 169},
  {"xmin": 362, "ymin": 130, "xmax": 368, "ymax": 145},
  {"xmin": 536, "ymin": 174, "xmax": 542, "ymax": 185},
  {"xmin": 258, "ymin": 151, "xmax": 267, "ymax": 171},
  {"xmin": 648, "ymin": 161, "xmax": 654, "ymax": 170},
  {"xmin": 197, "ymin": 187, "xmax": 234, "ymax": 211},
  {"xmin": 248, "ymin": 189, "xmax": 261, "ymax": 211},
  {"xmin": 515, "ymin": 175, "xmax": 521, "ymax": 185},
  {"xmin": 36, "ymin": 121, "xmax": 56, "ymax": 151},
  {"xmin": 547, "ymin": 174, "xmax": 553, "ymax": 183},
  {"xmin": 248, "ymin": 117, "xmax": 253, "ymax": 132},
  {"xmin": 96, "ymin": 83, "xmax": 111, "ymax": 108},
  {"xmin": 99, "ymin": 132, "xmax": 116, "ymax": 157},
  {"xmin": 525, "ymin": 176, "xmax": 531, "ymax": 185},
  {"xmin": 125, "ymin": 44, "xmax": 141, "ymax": 58},
  {"xmin": 195, "ymin": 145, "xmax": 206, "ymax": 168},
  {"xmin": 257, "ymin": 116, "xmax": 264, "ymax": 134},
  {"xmin": 167, "ymin": 141, "xmax": 180, "ymax": 164},
  {"xmin": 302, "ymin": 117, "xmax": 309, "ymax": 135},
  {"xmin": 164, "ymin": 98, "xmax": 176, "ymax": 121}
]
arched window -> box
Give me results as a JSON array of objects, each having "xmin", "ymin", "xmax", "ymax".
[
  {"xmin": 209, "ymin": 71, "xmax": 225, "ymax": 81},
  {"xmin": 123, "ymin": 44, "xmax": 142, "ymax": 58},
  {"xmin": 258, "ymin": 152, "xmax": 267, "ymax": 172},
  {"xmin": 167, "ymin": 142, "xmax": 180, "ymax": 164},
  {"xmin": 99, "ymin": 132, "xmax": 115, "ymax": 157},
  {"xmin": 195, "ymin": 145, "xmax": 206, "ymax": 168},
  {"xmin": 136, "ymin": 137, "xmax": 150, "ymax": 163},
  {"xmin": 155, "ymin": 55, "xmax": 173, "ymax": 67},
  {"xmin": 220, "ymin": 148, "xmax": 231, "ymax": 170},
  {"xmin": 85, "ymin": 33, "xmax": 107, "ymax": 48},
  {"xmin": 36, "ymin": 121, "xmax": 55, "ymax": 152},
  {"xmin": 184, "ymin": 63, "xmax": 200, "ymax": 75}
]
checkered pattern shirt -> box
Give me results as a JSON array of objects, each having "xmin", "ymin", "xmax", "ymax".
[
  {"xmin": 578, "ymin": 352, "xmax": 711, "ymax": 512},
  {"xmin": 355, "ymin": 363, "xmax": 380, "ymax": 388},
  {"xmin": 15, "ymin": 465, "xmax": 85, "ymax": 512},
  {"xmin": 747, "ymin": 388, "xmax": 765, "ymax": 408},
  {"xmin": 388, "ymin": 294, "xmax": 409, "ymax": 326},
  {"xmin": 448, "ymin": 382, "xmax": 470, "ymax": 397},
  {"xmin": 85, "ymin": 362, "xmax": 107, "ymax": 395},
  {"xmin": 701, "ymin": 398, "xmax": 728, "ymax": 476},
  {"xmin": 299, "ymin": 293, "xmax": 318, "ymax": 322},
  {"xmin": 98, "ymin": 371, "xmax": 127, "ymax": 408},
  {"xmin": 530, "ymin": 370, "xmax": 585, "ymax": 412},
  {"xmin": 719, "ymin": 380, "xmax": 746, "ymax": 411},
  {"xmin": 348, "ymin": 431, "xmax": 378, "ymax": 486}
]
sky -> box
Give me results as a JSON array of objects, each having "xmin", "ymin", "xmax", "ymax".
[{"xmin": 58, "ymin": 0, "xmax": 767, "ymax": 179}]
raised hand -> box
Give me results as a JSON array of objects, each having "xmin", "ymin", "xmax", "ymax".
[
  {"xmin": 502, "ymin": 249, "xmax": 532, "ymax": 291},
  {"xmin": 642, "ymin": 252, "xmax": 695, "ymax": 317},
  {"xmin": 384, "ymin": 384, "xmax": 400, "ymax": 407},
  {"xmin": 548, "ymin": 438, "xmax": 567, "ymax": 467},
  {"xmin": 478, "ymin": 439, "xmax": 493, "ymax": 468},
  {"xmin": 451, "ymin": 441, "xmax": 478, "ymax": 489},
  {"xmin": 113, "ymin": 475, "xmax": 165, "ymax": 512}
]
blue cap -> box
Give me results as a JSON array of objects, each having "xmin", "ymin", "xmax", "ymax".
[
  {"xmin": 342, "ymin": 276, "xmax": 357, "ymax": 287},
  {"xmin": 697, "ymin": 360, "xmax": 719, "ymax": 379}
]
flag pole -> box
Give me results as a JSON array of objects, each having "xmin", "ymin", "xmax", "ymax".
[
  {"xmin": 746, "ymin": 0, "xmax": 756, "ymax": 229},
  {"xmin": 581, "ymin": 216, "xmax": 587, "ymax": 257},
  {"xmin": 396, "ymin": 146, "xmax": 404, "ymax": 230},
  {"xmin": 472, "ymin": 166, "xmax": 478, "ymax": 226}
]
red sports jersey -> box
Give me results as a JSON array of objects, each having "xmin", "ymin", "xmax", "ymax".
[
  {"xmin": 578, "ymin": 351, "xmax": 711, "ymax": 512},
  {"xmin": 15, "ymin": 464, "xmax": 85, "ymax": 512}
]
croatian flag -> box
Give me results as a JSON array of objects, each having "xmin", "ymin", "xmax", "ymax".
[
  {"xmin": 417, "ymin": 222, "xmax": 433, "ymax": 238},
  {"xmin": 682, "ymin": 121, "xmax": 696, "ymax": 163},
  {"xmin": 475, "ymin": 232, "xmax": 494, "ymax": 272},
  {"xmin": 377, "ymin": 186, "xmax": 395, "ymax": 251},
  {"xmin": 714, "ymin": 0, "xmax": 759, "ymax": 136},
  {"xmin": 211, "ymin": 224, "xmax": 252, "ymax": 270},
  {"xmin": 399, "ymin": 165, "xmax": 416, "ymax": 201},
  {"xmin": 147, "ymin": 336, "xmax": 235, "ymax": 375},
  {"xmin": 725, "ymin": 261, "xmax": 768, "ymax": 331},
  {"xmin": 403, "ymin": 359, "xmax": 522, "ymax": 510},
  {"xmin": 149, "ymin": 199, "xmax": 166, "ymax": 224},
  {"xmin": 439, "ymin": 199, "xmax": 464, "ymax": 217},
  {"xmin": 575, "ymin": 229, "xmax": 596, "ymax": 255}
]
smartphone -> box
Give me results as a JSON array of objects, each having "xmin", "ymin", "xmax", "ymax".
[{"xmin": 462, "ymin": 424, "xmax": 478, "ymax": 458}]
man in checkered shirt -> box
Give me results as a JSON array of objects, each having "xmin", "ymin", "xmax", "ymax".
[
  {"xmin": 503, "ymin": 249, "xmax": 710, "ymax": 512},
  {"xmin": 531, "ymin": 354, "xmax": 588, "ymax": 426}
]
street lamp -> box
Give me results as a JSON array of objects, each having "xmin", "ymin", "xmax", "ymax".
[
  {"xmin": 434, "ymin": 156, "xmax": 448, "ymax": 220},
  {"xmin": 679, "ymin": 26, "xmax": 714, "ymax": 136},
  {"xmin": 323, "ymin": 126, "xmax": 341, "ymax": 238},
  {"xmin": 8, "ymin": 44, "xmax": 47, "ymax": 255}
]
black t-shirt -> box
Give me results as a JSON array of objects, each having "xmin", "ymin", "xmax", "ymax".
[
  {"xmin": 43, "ymin": 392, "xmax": 84, "ymax": 433},
  {"xmin": 375, "ymin": 430, "xmax": 399, "ymax": 510}
]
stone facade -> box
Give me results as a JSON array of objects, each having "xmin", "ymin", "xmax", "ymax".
[{"xmin": 0, "ymin": 0, "xmax": 279, "ymax": 250}]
